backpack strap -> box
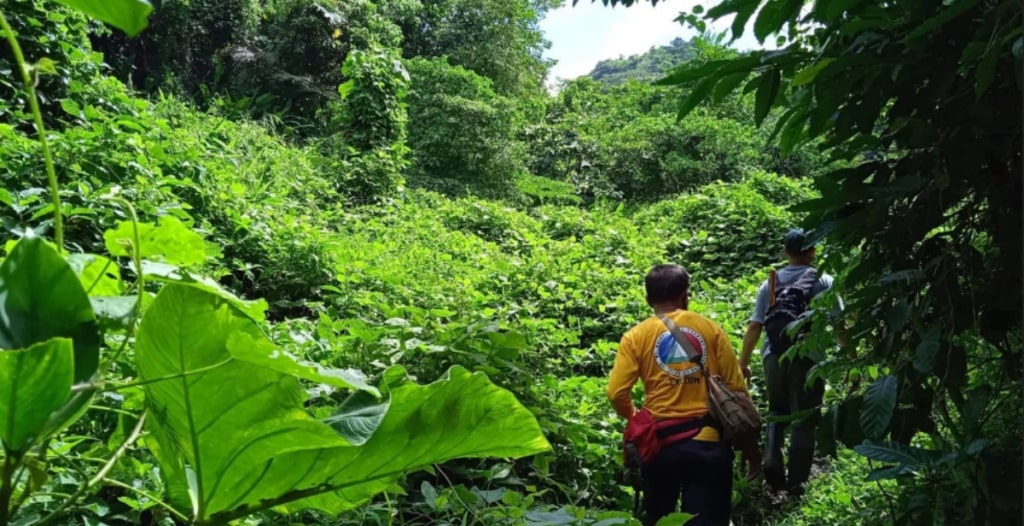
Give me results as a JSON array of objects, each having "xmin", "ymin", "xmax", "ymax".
[
  {"xmin": 656, "ymin": 313, "xmax": 704, "ymax": 370},
  {"xmin": 768, "ymin": 269, "xmax": 778, "ymax": 308}
]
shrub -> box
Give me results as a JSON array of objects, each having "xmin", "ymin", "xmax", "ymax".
[{"xmin": 405, "ymin": 57, "xmax": 525, "ymax": 198}]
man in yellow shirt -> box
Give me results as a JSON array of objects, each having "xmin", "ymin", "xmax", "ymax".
[{"xmin": 607, "ymin": 264, "xmax": 749, "ymax": 526}]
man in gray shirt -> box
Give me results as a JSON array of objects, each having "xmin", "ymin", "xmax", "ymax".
[{"xmin": 738, "ymin": 228, "xmax": 834, "ymax": 497}]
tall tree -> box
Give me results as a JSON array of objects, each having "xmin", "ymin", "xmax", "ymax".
[{"xmin": 397, "ymin": 0, "xmax": 561, "ymax": 97}]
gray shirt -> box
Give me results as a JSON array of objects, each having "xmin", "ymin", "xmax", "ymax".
[{"xmin": 750, "ymin": 265, "xmax": 837, "ymax": 358}]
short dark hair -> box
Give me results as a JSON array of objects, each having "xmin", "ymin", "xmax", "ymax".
[{"xmin": 645, "ymin": 264, "xmax": 690, "ymax": 304}]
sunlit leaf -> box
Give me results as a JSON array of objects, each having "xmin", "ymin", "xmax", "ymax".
[
  {"xmin": 138, "ymin": 285, "xmax": 551, "ymax": 523},
  {"xmin": 226, "ymin": 331, "xmax": 378, "ymax": 396},
  {"xmin": 66, "ymin": 253, "xmax": 123, "ymax": 296},
  {"xmin": 104, "ymin": 216, "xmax": 207, "ymax": 267},
  {"xmin": 55, "ymin": 0, "xmax": 154, "ymax": 37},
  {"xmin": 0, "ymin": 338, "xmax": 74, "ymax": 452}
]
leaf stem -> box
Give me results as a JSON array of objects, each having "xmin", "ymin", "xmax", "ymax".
[
  {"xmin": 34, "ymin": 412, "xmax": 148, "ymax": 526},
  {"xmin": 0, "ymin": 8, "xmax": 63, "ymax": 249},
  {"xmin": 0, "ymin": 451, "xmax": 20, "ymax": 526},
  {"xmin": 100, "ymin": 477, "xmax": 190, "ymax": 523},
  {"xmin": 71, "ymin": 358, "xmax": 233, "ymax": 393}
]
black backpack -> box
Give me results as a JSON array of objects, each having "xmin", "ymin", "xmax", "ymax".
[{"xmin": 763, "ymin": 267, "xmax": 818, "ymax": 355}]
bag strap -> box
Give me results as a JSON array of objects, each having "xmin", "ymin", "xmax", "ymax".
[
  {"xmin": 656, "ymin": 313, "xmax": 705, "ymax": 371},
  {"xmin": 768, "ymin": 270, "xmax": 778, "ymax": 308}
]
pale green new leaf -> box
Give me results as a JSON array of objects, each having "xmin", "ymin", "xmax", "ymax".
[
  {"xmin": 0, "ymin": 338, "xmax": 74, "ymax": 452},
  {"xmin": 104, "ymin": 216, "xmax": 207, "ymax": 267},
  {"xmin": 138, "ymin": 285, "xmax": 550, "ymax": 524},
  {"xmin": 66, "ymin": 253, "xmax": 123, "ymax": 296},
  {"xmin": 55, "ymin": 0, "xmax": 153, "ymax": 37}
]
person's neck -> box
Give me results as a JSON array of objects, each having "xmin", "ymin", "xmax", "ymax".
[{"xmin": 651, "ymin": 303, "xmax": 685, "ymax": 315}]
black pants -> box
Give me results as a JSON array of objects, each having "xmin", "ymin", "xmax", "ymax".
[
  {"xmin": 763, "ymin": 353, "xmax": 825, "ymax": 491},
  {"xmin": 642, "ymin": 439, "xmax": 733, "ymax": 526}
]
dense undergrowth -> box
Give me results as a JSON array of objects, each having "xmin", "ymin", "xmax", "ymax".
[{"xmin": 0, "ymin": 0, "xmax": 1020, "ymax": 525}]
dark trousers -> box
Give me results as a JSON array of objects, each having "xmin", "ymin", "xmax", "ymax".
[
  {"xmin": 642, "ymin": 439, "xmax": 733, "ymax": 526},
  {"xmin": 763, "ymin": 353, "xmax": 825, "ymax": 491}
]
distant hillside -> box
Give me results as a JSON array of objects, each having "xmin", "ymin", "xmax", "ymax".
[{"xmin": 587, "ymin": 37, "xmax": 696, "ymax": 86}]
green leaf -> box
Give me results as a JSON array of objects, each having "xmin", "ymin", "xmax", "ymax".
[
  {"xmin": 0, "ymin": 235, "xmax": 100, "ymax": 383},
  {"xmin": 90, "ymin": 296, "xmax": 139, "ymax": 332},
  {"xmin": 55, "ymin": 0, "xmax": 153, "ymax": 37},
  {"xmin": 676, "ymin": 76, "xmax": 717, "ymax": 121},
  {"xmin": 138, "ymin": 285, "xmax": 550, "ymax": 522},
  {"xmin": 66, "ymin": 254, "xmax": 123, "ymax": 296},
  {"xmin": 655, "ymin": 512, "xmax": 696, "ymax": 525},
  {"xmin": 904, "ymin": 0, "xmax": 982, "ymax": 42},
  {"xmin": 0, "ymin": 338, "xmax": 74, "ymax": 452},
  {"xmin": 913, "ymin": 330, "xmax": 941, "ymax": 373},
  {"xmin": 655, "ymin": 54, "xmax": 762, "ymax": 87},
  {"xmin": 792, "ymin": 58, "xmax": 835, "ymax": 86},
  {"xmin": 711, "ymin": 71, "xmax": 750, "ymax": 104},
  {"xmin": 104, "ymin": 216, "xmax": 207, "ymax": 267},
  {"xmin": 861, "ymin": 375, "xmax": 897, "ymax": 438},
  {"xmin": 141, "ymin": 261, "xmax": 267, "ymax": 321},
  {"xmin": 855, "ymin": 441, "xmax": 928, "ymax": 468},
  {"xmin": 754, "ymin": 69, "xmax": 781, "ymax": 125},
  {"xmin": 225, "ymin": 331, "xmax": 378, "ymax": 396},
  {"xmin": 321, "ymin": 390, "xmax": 389, "ymax": 446},
  {"xmin": 754, "ymin": 0, "xmax": 802, "ymax": 43},
  {"xmin": 32, "ymin": 58, "xmax": 58, "ymax": 76}
]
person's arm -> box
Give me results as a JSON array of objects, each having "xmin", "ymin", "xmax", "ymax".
[
  {"xmin": 607, "ymin": 332, "xmax": 640, "ymax": 419},
  {"xmin": 739, "ymin": 283, "xmax": 768, "ymax": 380}
]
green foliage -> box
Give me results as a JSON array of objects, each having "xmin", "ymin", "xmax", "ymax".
[
  {"xmin": 587, "ymin": 37, "xmax": 696, "ymax": 87},
  {"xmin": 320, "ymin": 45, "xmax": 410, "ymax": 201},
  {"xmin": 634, "ymin": 173, "xmax": 804, "ymax": 281},
  {"xmin": 619, "ymin": 0, "xmax": 1024, "ymax": 521},
  {"xmin": 0, "ymin": 0, "xmax": 100, "ymax": 126},
  {"xmin": 405, "ymin": 57, "xmax": 526, "ymax": 197},
  {"xmin": 397, "ymin": 0, "xmax": 558, "ymax": 98},
  {"xmin": 55, "ymin": 0, "xmax": 152, "ymax": 36}
]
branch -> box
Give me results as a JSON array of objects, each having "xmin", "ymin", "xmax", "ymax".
[{"xmin": 34, "ymin": 412, "xmax": 148, "ymax": 526}]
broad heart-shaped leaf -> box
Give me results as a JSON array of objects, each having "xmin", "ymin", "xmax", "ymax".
[
  {"xmin": 265, "ymin": 365, "xmax": 553, "ymax": 519},
  {"xmin": 55, "ymin": 0, "xmax": 153, "ymax": 37},
  {"xmin": 138, "ymin": 284, "xmax": 550, "ymax": 523},
  {"xmin": 141, "ymin": 261, "xmax": 267, "ymax": 321},
  {"xmin": 0, "ymin": 338, "xmax": 74, "ymax": 452},
  {"xmin": 104, "ymin": 216, "xmax": 207, "ymax": 267},
  {"xmin": 860, "ymin": 375, "xmax": 898, "ymax": 439},
  {"xmin": 225, "ymin": 331, "xmax": 378, "ymax": 396},
  {"xmin": 0, "ymin": 235, "xmax": 100, "ymax": 383}
]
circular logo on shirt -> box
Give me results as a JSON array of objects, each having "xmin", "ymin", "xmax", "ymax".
[{"xmin": 654, "ymin": 327, "xmax": 708, "ymax": 378}]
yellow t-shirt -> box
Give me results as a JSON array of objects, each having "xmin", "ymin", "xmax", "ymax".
[{"xmin": 606, "ymin": 309, "xmax": 748, "ymax": 442}]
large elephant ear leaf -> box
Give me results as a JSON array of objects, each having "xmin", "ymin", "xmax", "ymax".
[
  {"xmin": 135, "ymin": 284, "xmax": 357, "ymax": 522},
  {"xmin": 236, "ymin": 365, "xmax": 554, "ymax": 521},
  {"xmin": 137, "ymin": 284, "xmax": 551, "ymax": 525},
  {"xmin": 0, "ymin": 235, "xmax": 100, "ymax": 384}
]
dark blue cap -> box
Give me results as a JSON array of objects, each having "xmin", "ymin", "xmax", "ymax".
[{"xmin": 784, "ymin": 228, "xmax": 813, "ymax": 253}]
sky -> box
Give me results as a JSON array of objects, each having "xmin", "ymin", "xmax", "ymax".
[{"xmin": 539, "ymin": 0, "xmax": 775, "ymax": 90}]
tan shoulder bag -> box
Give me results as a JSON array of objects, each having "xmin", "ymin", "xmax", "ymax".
[{"xmin": 657, "ymin": 313, "xmax": 763, "ymax": 445}]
